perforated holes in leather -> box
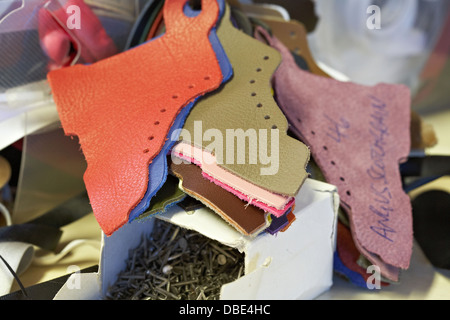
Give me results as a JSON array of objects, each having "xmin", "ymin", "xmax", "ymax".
[
  {"xmin": 321, "ymin": 143, "xmax": 350, "ymax": 197},
  {"xmin": 254, "ymin": 55, "xmax": 279, "ymax": 130}
]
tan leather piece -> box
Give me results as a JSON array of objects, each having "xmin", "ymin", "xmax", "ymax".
[
  {"xmin": 0, "ymin": 156, "xmax": 11, "ymax": 189},
  {"xmin": 181, "ymin": 5, "xmax": 310, "ymax": 197},
  {"xmin": 410, "ymin": 111, "xmax": 438, "ymax": 149},
  {"xmin": 259, "ymin": 17, "xmax": 329, "ymax": 78}
]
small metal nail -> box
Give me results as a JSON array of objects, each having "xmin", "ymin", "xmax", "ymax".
[
  {"xmin": 208, "ymin": 242, "xmax": 237, "ymax": 262},
  {"xmin": 130, "ymin": 284, "xmax": 149, "ymax": 300},
  {"xmin": 167, "ymin": 253, "xmax": 183, "ymax": 261},
  {"xmin": 196, "ymin": 289, "xmax": 206, "ymax": 300},
  {"xmin": 162, "ymin": 264, "xmax": 173, "ymax": 275},
  {"xmin": 178, "ymin": 238, "xmax": 188, "ymax": 252},
  {"xmin": 172, "ymin": 279, "xmax": 199, "ymax": 287},
  {"xmin": 121, "ymin": 274, "xmax": 145, "ymax": 280},
  {"xmin": 154, "ymin": 285, "xmax": 181, "ymax": 300},
  {"xmin": 217, "ymin": 254, "xmax": 227, "ymax": 266}
]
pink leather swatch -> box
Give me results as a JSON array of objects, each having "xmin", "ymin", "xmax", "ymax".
[
  {"xmin": 171, "ymin": 142, "xmax": 294, "ymax": 216},
  {"xmin": 256, "ymin": 27, "xmax": 413, "ymax": 270}
]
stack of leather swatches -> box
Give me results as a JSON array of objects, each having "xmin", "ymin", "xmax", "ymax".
[{"xmin": 46, "ymin": 0, "xmax": 437, "ymax": 289}]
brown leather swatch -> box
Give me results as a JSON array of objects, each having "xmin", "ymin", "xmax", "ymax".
[{"xmin": 169, "ymin": 160, "xmax": 269, "ymax": 236}]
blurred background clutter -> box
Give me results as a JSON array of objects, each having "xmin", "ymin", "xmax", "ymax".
[{"xmin": 0, "ymin": 0, "xmax": 449, "ymax": 299}]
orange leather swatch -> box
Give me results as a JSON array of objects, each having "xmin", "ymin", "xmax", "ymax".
[{"xmin": 47, "ymin": 0, "xmax": 223, "ymax": 236}]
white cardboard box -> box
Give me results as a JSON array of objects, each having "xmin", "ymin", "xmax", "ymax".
[{"xmin": 53, "ymin": 178, "xmax": 339, "ymax": 300}]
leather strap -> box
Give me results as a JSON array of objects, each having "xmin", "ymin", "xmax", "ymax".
[
  {"xmin": 230, "ymin": 6, "xmax": 253, "ymax": 36},
  {"xmin": 0, "ymin": 192, "xmax": 91, "ymax": 251},
  {"xmin": 48, "ymin": 0, "xmax": 223, "ymax": 235},
  {"xmin": 124, "ymin": 0, "xmax": 162, "ymax": 49},
  {"xmin": 146, "ymin": 3, "xmax": 165, "ymax": 41},
  {"xmin": 257, "ymin": 17, "xmax": 329, "ymax": 78}
]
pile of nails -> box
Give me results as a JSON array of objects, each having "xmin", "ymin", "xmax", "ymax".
[{"xmin": 106, "ymin": 219, "xmax": 245, "ymax": 300}]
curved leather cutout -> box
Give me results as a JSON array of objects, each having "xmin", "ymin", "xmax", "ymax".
[
  {"xmin": 48, "ymin": 0, "xmax": 223, "ymax": 236},
  {"xmin": 230, "ymin": 6, "xmax": 253, "ymax": 36},
  {"xmin": 140, "ymin": 0, "xmax": 164, "ymax": 43},
  {"xmin": 146, "ymin": 4, "xmax": 165, "ymax": 41},
  {"xmin": 254, "ymin": 24, "xmax": 428, "ymax": 280},
  {"xmin": 182, "ymin": 4, "xmax": 310, "ymax": 197},
  {"xmin": 257, "ymin": 27, "xmax": 413, "ymax": 271},
  {"xmin": 0, "ymin": 224, "xmax": 62, "ymax": 252},
  {"xmin": 124, "ymin": 0, "xmax": 161, "ymax": 50},
  {"xmin": 0, "ymin": 192, "xmax": 91, "ymax": 251},
  {"xmin": 128, "ymin": 0, "xmax": 232, "ymax": 222},
  {"xmin": 169, "ymin": 160, "xmax": 270, "ymax": 236}
]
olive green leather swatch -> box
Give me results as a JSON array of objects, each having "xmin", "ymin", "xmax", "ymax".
[
  {"xmin": 181, "ymin": 5, "xmax": 310, "ymax": 197},
  {"xmin": 137, "ymin": 175, "xmax": 186, "ymax": 221}
]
